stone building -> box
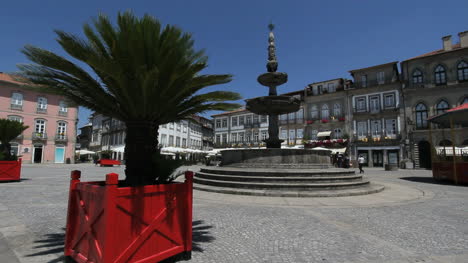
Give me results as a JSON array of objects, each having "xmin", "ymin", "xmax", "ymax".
[
  {"xmin": 278, "ymin": 90, "xmax": 305, "ymax": 146},
  {"xmin": 347, "ymin": 62, "xmax": 404, "ymax": 167},
  {"xmin": 303, "ymin": 78, "xmax": 351, "ymax": 146},
  {"xmin": 0, "ymin": 73, "xmax": 78, "ymax": 164},
  {"xmin": 401, "ymin": 32, "xmax": 468, "ymax": 168}
]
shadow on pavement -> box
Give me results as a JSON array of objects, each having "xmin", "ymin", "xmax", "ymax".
[
  {"xmin": 26, "ymin": 228, "xmax": 66, "ymax": 263},
  {"xmin": 27, "ymin": 220, "xmax": 215, "ymax": 263},
  {"xmin": 400, "ymin": 176, "xmax": 466, "ymax": 186}
]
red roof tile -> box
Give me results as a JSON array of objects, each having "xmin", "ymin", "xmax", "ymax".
[
  {"xmin": 404, "ymin": 43, "xmax": 466, "ymax": 61},
  {"xmin": 211, "ymin": 108, "xmax": 248, "ymax": 117},
  {"xmin": 0, "ymin": 73, "xmax": 25, "ymax": 85}
]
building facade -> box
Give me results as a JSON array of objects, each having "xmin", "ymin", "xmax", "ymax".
[
  {"xmin": 0, "ymin": 73, "xmax": 78, "ymax": 163},
  {"xmin": 279, "ymin": 90, "xmax": 305, "ymax": 146},
  {"xmin": 347, "ymin": 62, "xmax": 404, "ymax": 167},
  {"xmin": 401, "ymin": 32, "xmax": 468, "ymax": 168}
]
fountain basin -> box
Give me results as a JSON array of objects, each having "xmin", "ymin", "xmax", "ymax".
[
  {"xmin": 246, "ymin": 95, "xmax": 301, "ymax": 115},
  {"xmin": 220, "ymin": 148, "xmax": 332, "ymax": 169},
  {"xmin": 257, "ymin": 72, "xmax": 288, "ymax": 87}
]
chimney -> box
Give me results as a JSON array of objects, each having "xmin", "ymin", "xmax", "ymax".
[
  {"xmin": 442, "ymin": 35, "xmax": 452, "ymax": 51},
  {"xmin": 459, "ymin": 31, "xmax": 468, "ymax": 48}
]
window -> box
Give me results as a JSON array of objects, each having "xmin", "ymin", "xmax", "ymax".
[
  {"xmin": 11, "ymin": 93, "xmax": 23, "ymax": 109},
  {"xmin": 37, "ymin": 97, "xmax": 48, "ymax": 110},
  {"xmin": 457, "ymin": 61, "xmax": 468, "ymax": 81},
  {"xmin": 238, "ymin": 132, "xmax": 244, "ymax": 142},
  {"xmin": 10, "ymin": 143, "xmax": 19, "ymax": 156},
  {"xmin": 231, "ymin": 133, "xmax": 237, "ymax": 142},
  {"xmin": 317, "ymin": 85, "xmax": 323, "ymax": 94},
  {"xmin": 369, "ymin": 96, "xmax": 380, "ymax": 113},
  {"xmin": 361, "ymin": 75, "xmax": 367, "ymax": 88},
  {"xmin": 280, "ymin": 129, "xmax": 287, "ymax": 139},
  {"xmin": 333, "ymin": 128, "xmax": 342, "ymax": 139},
  {"xmin": 296, "ymin": 109, "xmax": 304, "ymax": 121},
  {"xmin": 181, "ymin": 138, "xmax": 186, "ymax": 147},
  {"xmin": 310, "ymin": 130, "xmax": 318, "ymax": 140},
  {"xmin": 357, "ymin": 122, "xmax": 367, "ymax": 137},
  {"xmin": 183, "ymin": 124, "xmax": 187, "ymax": 133},
  {"xmin": 385, "ymin": 119, "xmax": 397, "ymax": 136},
  {"xmin": 296, "ymin": 129, "xmax": 303, "ymax": 139},
  {"xmin": 169, "ymin": 123, "xmax": 174, "ymax": 129},
  {"xmin": 253, "ymin": 114, "xmax": 259, "ymax": 124},
  {"xmin": 415, "ymin": 103, "xmax": 428, "ymax": 129},
  {"xmin": 434, "ymin": 65, "xmax": 446, "ymax": 85},
  {"xmin": 288, "ymin": 112, "xmax": 295, "ymax": 122},
  {"xmin": 321, "ymin": 104, "xmax": 329, "ymax": 119},
  {"xmin": 215, "ymin": 135, "xmax": 221, "ymax": 144},
  {"xmin": 232, "ymin": 116, "xmax": 238, "ymax": 127},
  {"xmin": 327, "ymin": 83, "xmax": 335, "ymax": 93},
  {"xmin": 215, "ymin": 119, "xmax": 221, "ymax": 128},
  {"xmin": 261, "ymin": 115, "xmax": 267, "ymax": 123},
  {"xmin": 245, "ymin": 132, "xmax": 251, "ymax": 142},
  {"xmin": 59, "ymin": 101, "xmax": 68, "ymax": 113},
  {"xmin": 222, "ymin": 134, "xmax": 227, "ymax": 143},
  {"xmin": 384, "ymin": 93, "xmax": 396, "ymax": 108},
  {"xmin": 57, "ymin": 122, "xmax": 67, "ymax": 139},
  {"xmin": 176, "ymin": 123, "xmax": 181, "ymax": 131},
  {"xmin": 8, "ymin": 115, "xmax": 23, "ymax": 123},
  {"xmin": 239, "ymin": 116, "xmax": 245, "ymax": 125},
  {"xmin": 356, "ymin": 97, "xmax": 366, "ymax": 111},
  {"xmin": 261, "ymin": 130, "xmax": 268, "ymax": 140},
  {"xmin": 377, "ymin": 72, "xmax": 385, "ymax": 84},
  {"xmin": 333, "ymin": 103, "xmax": 341, "ymax": 117},
  {"xmin": 168, "ymin": 135, "xmax": 174, "ymax": 146},
  {"xmin": 246, "ymin": 115, "xmax": 252, "ymax": 124},
  {"xmin": 309, "ymin": 105, "xmax": 318, "ymax": 119},
  {"xmin": 176, "ymin": 137, "xmax": 181, "ymax": 147},
  {"xmin": 371, "ymin": 120, "xmax": 382, "ymax": 136},
  {"xmin": 289, "ymin": 130, "xmax": 295, "ymax": 140},
  {"xmin": 436, "ymin": 100, "xmax": 449, "ymax": 114},
  {"xmin": 412, "ymin": 69, "xmax": 423, "ymax": 84},
  {"xmin": 161, "ymin": 134, "xmax": 167, "ymax": 146},
  {"xmin": 253, "ymin": 131, "xmax": 259, "ymax": 142}
]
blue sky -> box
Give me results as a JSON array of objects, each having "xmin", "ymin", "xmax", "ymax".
[{"xmin": 1, "ymin": 0, "xmax": 467, "ymax": 129}]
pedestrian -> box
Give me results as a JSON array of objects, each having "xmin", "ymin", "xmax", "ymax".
[
  {"xmin": 344, "ymin": 154, "xmax": 350, "ymax": 168},
  {"xmin": 337, "ymin": 154, "xmax": 343, "ymax": 168},
  {"xmin": 358, "ymin": 155, "xmax": 365, "ymax": 173}
]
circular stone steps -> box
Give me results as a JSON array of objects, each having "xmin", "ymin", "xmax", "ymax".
[{"xmin": 194, "ymin": 167, "xmax": 384, "ymax": 197}]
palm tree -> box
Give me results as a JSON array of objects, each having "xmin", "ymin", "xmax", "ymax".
[
  {"xmin": 17, "ymin": 12, "xmax": 241, "ymax": 186},
  {"xmin": 0, "ymin": 119, "xmax": 29, "ymax": 160}
]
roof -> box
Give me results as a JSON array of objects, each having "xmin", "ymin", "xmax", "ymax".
[
  {"xmin": 280, "ymin": 89, "xmax": 304, "ymax": 96},
  {"xmin": 307, "ymin": 78, "xmax": 343, "ymax": 86},
  {"xmin": 0, "ymin": 73, "xmax": 25, "ymax": 85},
  {"xmin": 348, "ymin": 61, "xmax": 398, "ymax": 73},
  {"xmin": 403, "ymin": 43, "xmax": 467, "ymax": 62},
  {"xmin": 211, "ymin": 108, "xmax": 248, "ymax": 117},
  {"xmin": 428, "ymin": 103, "xmax": 468, "ymax": 126}
]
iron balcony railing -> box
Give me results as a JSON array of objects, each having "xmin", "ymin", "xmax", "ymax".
[
  {"xmin": 55, "ymin": 134, "xmax": 68, "ymax": 142},
  {"xmin": 32, "ymin": 132, "xmax": 47, "ymax": 140},
  {"xmin": 10, "ymin": 104, "xmax": 22, "ymax": 110},
  {"xmin": 58, "ymin": 111, "xmax": 68, "ymax": 117},
  {"xmin": 244, "ymin": 122, "xmax": 260, "ymax": 129},
  {"xmin": 36, "ymin": 107, "xmax": 47, "ymax": 114}
]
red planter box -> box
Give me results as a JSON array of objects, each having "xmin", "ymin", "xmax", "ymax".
[
  {"xmin": 432, "ymin": 161, "xmax": 468, "ymax": 184},
  {"xmin": 65, "ymin": 170, "xmax": 193, "ymax": 263},
  {"xmin": 98, "ymin": 159, "xmax": 122, "ymax": 166},
  {"xmin": 0, "ymin": 159, "xmax": 21, "ymax": 182},
  {"xmin": 321, "ymin": 119, "xmax": 329, "ymax": 123},
  {"xmin": 306, "ymin": 120, "xmax": 314, "ymax": 124}
]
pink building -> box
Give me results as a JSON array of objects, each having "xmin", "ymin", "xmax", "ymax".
[{"xmin": 0, "ymin": 73, "xmax": 78, "ymax": 163}]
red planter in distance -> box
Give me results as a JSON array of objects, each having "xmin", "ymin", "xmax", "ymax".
[
  {"xmin": 321, "ymin": 119, "xmax": 329, "ymax": 123},
  {"xmin": 0, "ymin": 159, "xmax": 21, "ymax": 182},
  {"xmin": 98, "ymin": 159, "xmax": 122, "ymax": 166},
  {"xmin": 338, "ymin": 117, "xmax": 346, "ymax": 122},
  {"xmin": 64, "ymin": 171, "xmax": 194, "ymax": 263},
  {"xmin": 306, "ymin": 120, "xmax": 314, "ymax": 124}
]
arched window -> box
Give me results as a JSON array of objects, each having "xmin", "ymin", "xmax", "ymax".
[
  {"xmin": 434, "ymin": 65, "xmax": 446, "ymax": 85},
  {"xmin": 309, "ymin": 105, "xmax": 318, "ymax": 119},
  {"xmin": 333, "ymin": 103, "xmax": 341, "ymax": 117},
  {"xmin": 412, "ymin": 69, "xmax": 423, "ymax": 84},
  {"xmin": 321, "ymin": 104, "xmax": 329, "ymax": 120},
  {"xmin": 436, "ymin": 100, "xmax": 449, "ymax": 114},
  {"xmin": 458, "ymin": 61, "xmax": 468, "ymax": 81},
  {"xmin": 415, "ymin": 103, "xmax": 428, "ymax": 129}
]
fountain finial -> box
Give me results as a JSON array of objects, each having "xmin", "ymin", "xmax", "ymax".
[{"xmin": 267, "ymin": 23, "xmax": 278, "ymax": 72}]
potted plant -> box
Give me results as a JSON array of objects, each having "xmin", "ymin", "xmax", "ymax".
[
  {"xmin": 338, "ymin": 117, "xmax": 345, "ymax": 122},
  {"xmin": 18, "ymin": 12, "xmax": 241, "ymax": 263},
  {"xmin": 0, "ymin": 119, "xmax": 28, "ymax": 182},
  {"xmin": 321, "ymin": 119, "xmax": 329, "ymax": 123}
]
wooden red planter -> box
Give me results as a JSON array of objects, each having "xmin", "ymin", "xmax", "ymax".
[
  {"xmin": 0, "ymin": 159, "xmax": 21, "ymax": 182},
  {"xmin": 98, "ymin": 159, "xmax": 122, "ymax": 166},
  {"xmin": 65, "ymin": 170, "xmax": 193, "ymax": 263}
]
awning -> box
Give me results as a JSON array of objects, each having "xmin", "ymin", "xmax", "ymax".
[
  {"xmin": 428, "ymin": 103, "xmax": 468, "ymax": 126},
  {"xmin": 111, "ymin": 146, "xmax": 125, "ymax": 153},
  {"xmin": 75, "ymin": 149, "xmax": 96, "ymax": 155},
  {"xmin": 317, "ymin": 131, "xmax": 332, "ymax": 137},
  {"xmin": 435, "ymin": 146, "xmax": 468, "ymax": 156}
]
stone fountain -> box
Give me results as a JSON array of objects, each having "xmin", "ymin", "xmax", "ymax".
[{"xmin": 193, "ymin": 25, "xmax": 384, "ymax": 197}]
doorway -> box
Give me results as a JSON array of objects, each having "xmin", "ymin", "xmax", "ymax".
[
  {"xmin": 372, "ymin": 150, "xmax": 383, "ymax": 167},
  {"xmin": 55, "ymin": 146, "xmax": 65, "ymax": 163},
  {"xmin": 33, "ymin": 144, "xmax": 43, "ymax": 163},
  {"xmin": 418, "ymin": 140, "xmax": 432, "ymax": 169}
]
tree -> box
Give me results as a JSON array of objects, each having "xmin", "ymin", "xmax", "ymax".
[
  {"xmin": 0, "ymin": 119, "xmax": 29, "ymax": 161},
  {"xmin": 17, "ymin": 11, "xmax": 241, "ymax": 186}
]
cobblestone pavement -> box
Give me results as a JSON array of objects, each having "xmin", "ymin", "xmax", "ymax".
[{"xmin": 0, "ymin": 164, "xmax": 467, "ymax": 263}]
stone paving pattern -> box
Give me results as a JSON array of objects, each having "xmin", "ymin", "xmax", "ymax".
[{"xmin": 0, "ymin": 164, "xmax": 467, "ymax": 263}]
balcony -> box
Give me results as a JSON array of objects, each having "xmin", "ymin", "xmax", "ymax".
[
  {"xmin": 58, "ymin": 111, "xmax": 68, "ymax": 117},
  {"xmin": 36, "ymin": 107, "xmax": 47, "ymax": 114},
  {"xmin": 353, "ymin": 134, "xmax": 401, "ymax": 146},
  {"xmin": 32, "ymin": 132, "xmax": 47, "ymax": 140},
  {"xmin": 244, "ymin": 122, "xmax": 260, "ymax": 129},
  {"xmin": 10, "ymin": 104, "xmax": 22, "ymax": 110},
  {"xmin": 55, "ymin": 134, "xmax": 68, "ymax": 142}
]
